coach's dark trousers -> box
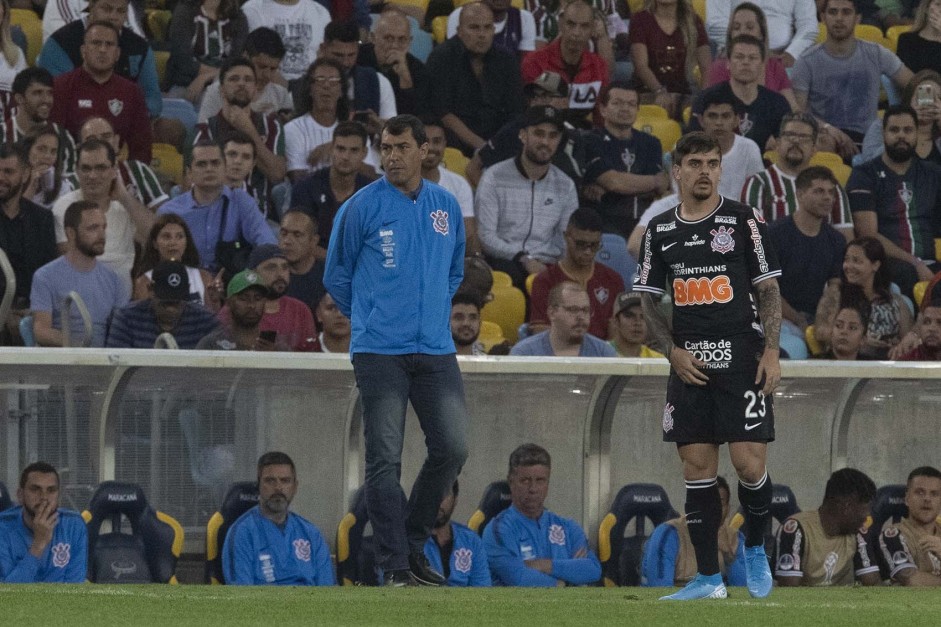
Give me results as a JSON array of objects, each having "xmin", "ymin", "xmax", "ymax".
[{"xmin": 352, "ymin": 352, "xmax": 469, "ymax": 573}]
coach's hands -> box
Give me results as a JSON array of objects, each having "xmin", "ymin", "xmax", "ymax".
[
  {"xmin": 524, "ymin": 559, "xmax": 553, "ymax": 574},
  {"xmin": 756, "ymin": 348, "xmax": 781, "ymax": 396},
  {"xmin": 669, "ymin": 347, "xmax": 708, "ymax": 386},
  {"xmin": 29, "ymin": 500, "xmax": 58, "ymax": 557}
]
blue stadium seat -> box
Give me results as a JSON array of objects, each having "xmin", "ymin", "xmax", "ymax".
[
  {"xmin": 596, "ymin": 233, "xmax": 637, "ymax": 289},
  {"xmin": 0, "ymin": 480, "xmax": 11, "ymax": 512},
  {"xmin": 82, "ymin": 481, "xmax": 184, "ymax": 583},
  {"xmin": 731, "ymin": 482, "xmax": 800, "ymax": 562},
  {"xmin": 467, "ymin": 480, "xmax": 511, "ymax": 536},
  {"xmin": 205, "ymin": 481, "xmax": 259, "ymax": 584},
  {"xmin": 19, "ymin": 315, "xmax": 35, "ymax": 347},
  {"xmin": 598, "ymin": 483, "xmax": 678, "ymax": 586},
  {"xmin": 335, "ymin": 485, "xmax": 381, "ymax": 586},
  {"xmin": 866, "ymin": 484, "xmax": 906, "ymax": 541},
  {"xmin": 161, "ymin": 98, "xmax": 198, "ymax": 135}
]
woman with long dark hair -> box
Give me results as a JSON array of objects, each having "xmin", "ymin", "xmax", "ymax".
[
  {"xmin": 814, "ymin": 236, "xmax": 913, "ymax": 359},
  {"xmin": 20, "ymin": 126, "xmax": 72, "ymax": 209}
]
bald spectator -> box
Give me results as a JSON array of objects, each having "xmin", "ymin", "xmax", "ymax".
[
  {"xmin": 511, "ymin": 282, "xmax": 617, "ymax": 356},
  {"xmin": 521, "ymin": 0, "xmax": 611, "ymax": 122},
  {"xmin": 424, "ymin": 2, "xmax": 524, "ymax": 155},
  {"xmin": 447, "ymin": 0, "xmax": 538, "ymax": 56},
  {"xmin": 358, "ymin": 10, "xmax": 428, "ymax": 117},
  {"xmin": 529, "ymin": 208, "xmax": 623, "ymax": 340}
]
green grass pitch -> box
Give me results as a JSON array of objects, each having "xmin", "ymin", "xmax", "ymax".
[{"xmin": 1, "ymin": 585, "xmax": 938, "ymax": 626}]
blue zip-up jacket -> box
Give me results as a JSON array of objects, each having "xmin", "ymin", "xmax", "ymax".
[
  {"xmin": 423, "ymin": 521, "xmax": 492, "ymax": 587},
  {"xmin": 222, "ymin": 506, "xmax": 334, "ymax": 586},
  {"xmin": 0, "ymin": 506, "xmax": 88, "ymax": 583},
  {"xmin": 483, "ymin": 504, "xmax": 601, "ymax": 587},
  {"xmin": 324, "ymin": 176, "xmax": 465, "ymax": 355},
  {"xmin": 640, "ymin": 521, "xmax": 746, "ymax": 587}
]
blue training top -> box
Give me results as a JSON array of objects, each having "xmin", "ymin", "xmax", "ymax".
[
  {"xmin": 324, "ymin": 176, "xmax": 465, "ymax": 355},
  {"xmin": 0, "ymin": 506, "xmax": 88, "ymax": 583},
  {"xmin": 222, "ymin": 506, "xmax": 335, "ymax": 586},
  {"xmin": 423, "ymin": 521, "xmax": 492, "ymax": 587},
  {"xmin": 483, "ymin": 504, "xmax": 601, "ymax": 587}
]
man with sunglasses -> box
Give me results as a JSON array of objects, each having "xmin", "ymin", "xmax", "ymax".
[{"xmin": 528, "ymin": 208, "xmax": 623, "ymax": 339}]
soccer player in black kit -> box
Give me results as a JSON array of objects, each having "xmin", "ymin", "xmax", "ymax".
[{"xmin": 634, "ymin": 132, "xmax": 782, "ymax": 600}]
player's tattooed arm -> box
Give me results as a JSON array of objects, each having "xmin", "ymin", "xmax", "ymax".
[
  {"xmin": 756, "ymin": 278, "xmax": 782, "ymax": 351},
  {"xmin": 641, "ymin": 293, "xmax": 674, "ymax": 357},
  {"xmin": 756, "ymin": 278, "xmax": 782, "ymax": 394},
  {"xmin": 642, "ymin": 293, "xmax": 708, "ymax": 385}
]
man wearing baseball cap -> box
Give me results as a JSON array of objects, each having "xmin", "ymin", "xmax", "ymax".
[
  {"xmin": 197, "ymin": 269, "xmax": 279, "ymax": 351},
  {"xmin": 475, "ymin": 105, "xmax": 579, "ymax": 290},
  {"xmin": 608, "ymin": 291, "xmax": 666, "ymax": 358},
  {"xmin": 467, "ymin": 71, "xmax": 588, "ymax": 187},
  {"xmin": 105, "ymin": 261, "xmax": 219, "ymax": 349},
  {"xmin": 218, "ymin": 244, "xmax": 318, "ymax": 351}
]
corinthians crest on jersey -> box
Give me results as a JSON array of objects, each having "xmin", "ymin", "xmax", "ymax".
[{"xmin": 633, "ymin": 197, "xmax": 781, "ymax": 355}]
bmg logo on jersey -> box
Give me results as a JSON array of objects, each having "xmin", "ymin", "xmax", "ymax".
[
  {"xmin": 684, "ymin": 339, "xmax": 732, "ymax": 368},
  {"xmin": 673, "ymin": 275, "xmax": 733, "ymax": 306}
]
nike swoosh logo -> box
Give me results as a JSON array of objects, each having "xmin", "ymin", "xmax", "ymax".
[
  {"xmin": 662, "ymin": 242, "xmax": 677, "ymax": 251},
  {"xmin": 744, "ymin": 422, "xmax": 762, "ymax": 431}
]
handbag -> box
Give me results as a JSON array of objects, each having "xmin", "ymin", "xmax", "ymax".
[{"xmin": 213, "ymin": 194, "xmax": 253, "ymax": 281}]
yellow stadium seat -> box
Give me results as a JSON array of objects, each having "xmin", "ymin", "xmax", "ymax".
[
  {"xmin": 914, "ymin": 281, "xmax": 929, "ymax": 308},
  {"xmin": 807, "ymin": 151, "xmax": 851, "ymax": 185},
  {"xmin": 432, "ymin": 15, "xmax": 448, "ymax": 43},
  {"xmin": 628, "ymin": 0, "xmax": 645, "ymax": 14},
  {"xmin": 525, "ymin": 272, "xmax": 536, "ymax": 295},
  {"xmin": 205, "ymin": 482, "xmax": 258, "ymax": 584},
  {"xmin": 390, "ymin": 0, "xmax": 429, "ymax": 12},
  {"xmin": 442, "ymin": 146, "xmax": 469, "ymax": 178},
  {"xmin": 151, "ymin": 142, "xmax": 183, "ymax": 185},
  {"xmin": 154, "ymin": 50, "xmax": 170, "ymax": 88},
  {"xmin": 936, "ymin": 238, "xmax": 941, "ymax": 261},
  {"xmin": 635, "ymin": 117, "xmax": 682, "ymax": 152},
  {"xmin": 885, "ymin": 25, "xmax": 911, "ymax": 53},
  {"xmin": 805, "ymin": 324, "xmax": 824, "ymax": 357},
  {"xmin": 146, "ymin": 9, "xmax": 172, "ymax": 43},
  {"xmin": 482, "ymin": 285, "xmax": 526, "ymax": 343},
  {"xmin": 478, "ymin": 320, "xmax": 505, "ymax": 351},
  {"xmin": 11, "ymin": 9, "xmax": 41, "ymax": 67},
  {"xmin": 683, "ymin": 105, "xmax": 692, "ymax": 125},
  {"xmin": 691, "ymin": 0, "xmax": 705, "ymax": 22},
  {"xmin": 638, "ymin": 104, "xmax": 668, "ymax": 119},
  {"xmin": 817, "ymin": 22, "xmax": 888, "ymax": 48},
  {"xmin": 491, "ymin": 269, "xmax": 512, "ymax": 288},
  {"xmin": 511, "ymin": 0, "xmax": 523, "ymax": 7}
]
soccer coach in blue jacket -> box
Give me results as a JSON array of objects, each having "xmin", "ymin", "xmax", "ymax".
[{"xmin": 325, "ymin": 115, "xmax": 469, "ymax": 587}]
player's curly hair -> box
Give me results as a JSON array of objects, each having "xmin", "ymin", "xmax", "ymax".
[{"xmin": 824, "ymin": 468, "xmax": 876, "ymax": 503}]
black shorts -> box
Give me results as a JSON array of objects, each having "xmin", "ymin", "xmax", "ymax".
[{"xmin": 661, "ymin": 357, "xmax": 775, "ymax": 444}]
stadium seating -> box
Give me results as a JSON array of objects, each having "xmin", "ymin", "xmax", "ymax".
[
  {"xmin": 885, "ymin": 25, "xmax": 911, "ymax": 53},
  {"xmin": 467, "ymin": 480, "xmax": 511, "ymax": 535},
  {"xmin": 19, "ymin": 315, "xmax": 35, "ymax": 347},
  {"xmin": 432, "ymin": 16, "xmax": 448, "ymax": 43},
  {"xmin": 491, "ymin": 270, "xmax": 512, "ymax": 288},
  {"xmin": 482, "ymin": 285, "xmax": 526, "ymax": 342},
  {"xmin": 0, "ymin": 480, "xmax": 10, "ymax": 511},
  {"xmin": 154, "ymin": 50, "xmax": 170, "ymax": 88},
  {"xmin": 865, "ymin": 484, "xmax": 906, "ymax": 542},
  {"xmin": 442, "ymin": 147, "xmax": 470, "ymax": 178},
  {"xmin": 598, "ymin": 483, "xmax": 678, "ymax": 586},
  {"xmin": 635, "ymin": 117, "xmax": 682, "ymax": 152},
  {"xmin": 161, "ymin": 98, "xmax": 198, "ymax": 135},
  {"xmin": 691, "ymin": 0, "xmax": 705, "ymax": 21},
  {"xmin": 146, "ymin": 9, "xmax": 172, "ymax": 43},
  {"xmin": 335, "ymin": 485, "xmax": 380, "ymax": 586},
  {"xmin": 151, "ymin": 143, "xmax": 184, "ymax": 185},
  {"xmin": 596, "ymin": 233, "xmax": 637, "ymax": 289},
  {"xmin": 10, "ymin": 9, "xmax": 41, "ymax": 67},
  {"xmin": 205, "ymin": 481, "xmax": 259, "ymax": 584},
  {"xmin": 914, "ymin": 281, "xmax": 928, "ymax": 307},
  {"xmin": 478, "ymin": 319, "xmax": 506, "ymax": 351},
  {"xmin": 638, "ymin": 104, "xmax": 668, "ymax": 119},
  {"xmin": 82, "ymin": 481, "xmax": 184, "ymax": 583},
  {"xmin": 730, "ymin": 482, "xmax": 800, "ymax": 559}
]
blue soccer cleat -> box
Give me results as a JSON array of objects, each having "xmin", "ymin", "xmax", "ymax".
[
  {"xmin": 659, "ymin": 573, "xmax": 728, "ymax": 601},
  {"xmin": 744, "ymin": 545, "xmax": 773, "ymax": 598}
]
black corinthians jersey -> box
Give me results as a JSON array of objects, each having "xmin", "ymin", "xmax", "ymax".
[{"xmin": 634, "ymin": 197, "xmax": 781, "ymax": 370}]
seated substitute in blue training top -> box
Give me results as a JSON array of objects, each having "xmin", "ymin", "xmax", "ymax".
[
  {"xmin": 0, "ymin": 461, "xmax": 87, "ymax": 583},
  {"xmin": 423, "ymin": 480, "xmax": 491, "ymax": 586},
  {"xmin": 483, "ymin": 444, "xmax": 601, "ymax": 586},
  {"xmin": 223, "ymin": 451, "xmax": 334, "ymax": 585}
]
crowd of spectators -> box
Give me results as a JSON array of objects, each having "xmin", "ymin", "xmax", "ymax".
[{"xmin": 0, "ymin": 0, "xmax": 933, "ymax": 360}]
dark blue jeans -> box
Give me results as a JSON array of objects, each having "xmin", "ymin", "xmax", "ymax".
[{"xmin": 352, "ymin": 352, "xmax": 469, "ymax": 572}]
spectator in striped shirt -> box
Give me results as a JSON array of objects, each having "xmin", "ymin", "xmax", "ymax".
[
  {"xmin": 105, "ymin": 260, "xmax": 220, "ymax": 349},
  {"xmin": 2, "ymin": 68, "xmax": 77, "ymax": 175},
  {"xmin": 194, "ymin": 56, "xmax": 287, "ymax": 218},
  {"xmin": 71, "ymin": 115, "xmax": 167, "ymax": 210},
  {"xmin": 742, "ymin": 112, "xmax": 854, "ymax": 240}
]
